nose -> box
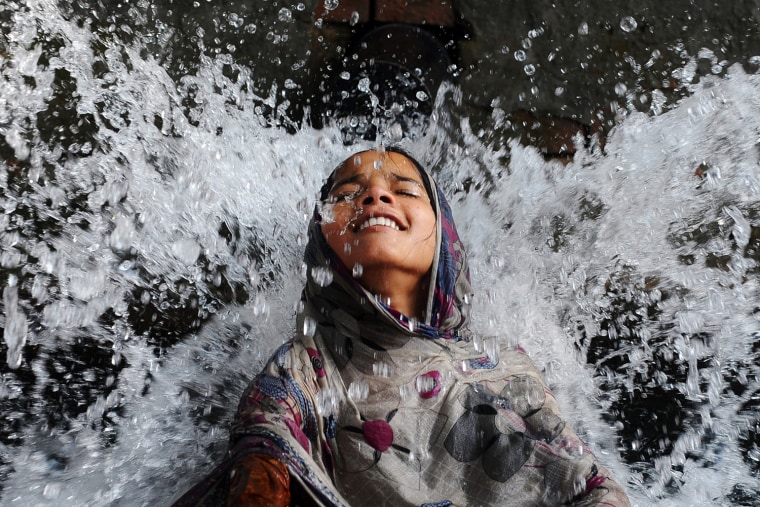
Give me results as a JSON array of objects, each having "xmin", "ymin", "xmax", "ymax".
[{"xmin": 361, "ymin": 183, "xmax": 393, "ymax": 206}]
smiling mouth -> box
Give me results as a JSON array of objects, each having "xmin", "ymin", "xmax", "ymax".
[{"xmin": 356, "ymin": 216, "xmax": 402, "ymax": 232}]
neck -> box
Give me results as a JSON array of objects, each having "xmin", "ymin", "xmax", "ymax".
[{"xmin": 359, "ymin": 270, "xmax": 429, "ymax": 321}]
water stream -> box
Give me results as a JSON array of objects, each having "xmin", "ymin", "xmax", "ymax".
[{"xmin": 2, "ymin": 1, "xmax": 759, "ymax": 505}]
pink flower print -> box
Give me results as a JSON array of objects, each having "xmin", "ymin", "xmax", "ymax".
[
  {"xmin": 416, "ymin": 370, "xmax": 442, "ymax": 399},
  {"xmin": 362, "ymin": 419, "xmax": 394, "ymax": 452},
  {"xmin": 306, "ymin": 347, "xmax": 326, "ymax": 378},
  {"xmin": 342, "ymin": 409, "xmax": 410, "ymax": 467}
]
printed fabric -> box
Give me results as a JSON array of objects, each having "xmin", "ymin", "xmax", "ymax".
[{"xmin": 172, "ymin": 151, "xmax": 631, "ymax": 506}]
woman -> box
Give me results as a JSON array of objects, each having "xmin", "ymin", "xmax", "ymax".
[{"xmin": 173, "ymin": 148, "xmax": 631, "ymax": 506}]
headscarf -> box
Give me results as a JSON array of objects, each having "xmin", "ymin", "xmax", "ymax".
[{"xmin": 304, "ymin": 147, "xmax": 472, "ymax": 340}]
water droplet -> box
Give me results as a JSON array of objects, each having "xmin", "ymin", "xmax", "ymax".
[
  {"xmin": 386, "ymin": 103, "xmax": 402, "ymax": 116},
  {"xmin": 311, "ymin": 266, "xmax": 333, "ymax": 286},
  {"xmin": 352, "ymin": 263, "xmax": 363, "ymax": 278},
  {"xmin": 303, "ymin": 316, "xmax": 317, "ymax": 336},
  {"xmin": 248, "ymin": 266, "xmax": 260, "ymax": 286},
  {"xmin": 514, "ymin": 50, "xmax": 527, "ymax": 62},
  {"xmin": 373, "ymin": 361, "xmax": 394, "ymax": 377},
  {"xmin": 415, "ymin": 90, "xmax": 428, "ymax": 101},
  {"xmin": 340, "ymin": 71, "xmax": 351, "ymax": 80},
  {"xmin": 43, "ymin": 482, "xmax": 61, "ymax": 499},
  {"xmin": 578, "ymin": 22, "xmax": 589, "ymax": 35},
  {"xmin": 3, "ymin": 286, "xmax": 27, "ymax": 369},
  {"xmin": 472, "ymin": 335, "xmax": 483, "ymax": 353},
  {"xmin": 350, "ymin": 11, "xmax": 360, "ymax": 25},
  {"xmin": 171, "ymin": 238, "xmax": 201, "ymax": 265},
  {"xmin": 415, "ymin": 374, "xmax": 437, "ymax": 394},
  {"xmin": 252, "ymin": 294, "xmax": 268, "ymax": 317},
  {"xmin": 357, "ymin": 77, "xmax": 371, "ymax": 92},
  {"xmin": 316, "ymin": 388, "xmax": 340, "ymax": 415},
  {"xmin": 524, "ymin": 64, "xmax": 536, "ymax": 76},
  {"xmin": 484, "ymin": 338, "xmax": 499, "ymax": 363},
  {"xmin": 227, "ymin": 13, "xmax": 244, "ymax": 28},
  {"xmin": 348, "ymin": 380, "xmax": 369, "ymax": 400},
  {"xmin": 614, "ymin": 82, "xmax": 628, "ymax": 96},
  {"xmin": 323, "ymin": 0, "xmax": 339, "ymax": 11},
  {"xmin": 278, "ymin": 8, "xmax": 292, "ymax": 22},
  {"xmin": 620, "ymin": 16, "xmax": 637, "ymax": 33},
  {"xmin": 387, "ymin": 123, "xmax": 403, "ymax": 141}
]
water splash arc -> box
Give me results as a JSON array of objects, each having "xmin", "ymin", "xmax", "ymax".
[{"xmin": 0, "ymin": 2, "xmax": 759, "ymax": 506}]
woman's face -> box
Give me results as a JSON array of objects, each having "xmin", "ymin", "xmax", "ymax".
[{"xmin": 321, "ymin": 150, "xmax": 437, "ymax": 297}]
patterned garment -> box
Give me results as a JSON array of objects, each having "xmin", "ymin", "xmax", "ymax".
[{"xmin": 173, "ymin": 149, "xmax": 631, "ymax": 507}]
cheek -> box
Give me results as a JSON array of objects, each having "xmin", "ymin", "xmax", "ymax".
[
  {"xmin": 322, "ymin": 222, "xmax": 350, "ymax": 259},
  {"xmin": 415, "ymin": 208, "xmax": 438, "ymax": 267},
  {"xmin": 415, "ymin": 206, "xmax": 437, "ymax": 241},
  {"xmin": 321, "ymin": 207, "xmax": 361, "ymax": 268},
  {"xmin": 321, "ymin": 205, "xmax": 356, "ymax": 237}
]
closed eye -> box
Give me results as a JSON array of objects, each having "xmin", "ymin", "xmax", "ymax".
[
  {"xmin": 336, "ymin": 191, "xmax": 359, "ymax": 201},
  {"xmin": 393, "ymin": 181, "xmax": 425, "ymax": 198},
  {"xmin": 329, "ymin": 183, "xmax": 364, "ymax": 202}
]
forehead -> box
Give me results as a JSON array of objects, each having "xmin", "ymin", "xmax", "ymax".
[{"xmin": 332, "ymin": 150, "xmax": 424, "ymax": 183}]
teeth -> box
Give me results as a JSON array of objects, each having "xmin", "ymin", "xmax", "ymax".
[{"xmin": 357, "ymin": 216, "xmax": 400, "ymax": 231}]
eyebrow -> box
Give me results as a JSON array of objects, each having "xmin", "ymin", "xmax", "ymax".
[{"xmin": 329, "ymin": 172, "xmax": 424, "ymax": 192}]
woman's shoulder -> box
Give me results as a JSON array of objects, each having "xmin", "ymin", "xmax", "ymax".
[{"xmin": 263, "ymin": 336, "xmax": 314, "ymax": 363}]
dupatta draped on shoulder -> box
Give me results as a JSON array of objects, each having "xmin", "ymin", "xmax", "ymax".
[{"xmin": 173, "ymin": 149, "xmax": 630, "ymax": 507}]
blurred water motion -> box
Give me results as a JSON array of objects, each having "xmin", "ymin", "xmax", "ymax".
[{"xmin": 1, "ymin": 1, "xmax": 760, "ymax": 506}]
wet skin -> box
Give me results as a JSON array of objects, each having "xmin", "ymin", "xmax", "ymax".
[{"xmin": 321, "ymin": 150, "xmax": 436, "ymax": 319}]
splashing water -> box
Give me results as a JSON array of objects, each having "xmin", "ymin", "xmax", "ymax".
[
  {"xmin": 1, "ymin": 2, "xmax": 760, "ymax": 506},
  {"xmin": 347, "ymin": 379, "xmax": 369, "ymax": 402}
]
